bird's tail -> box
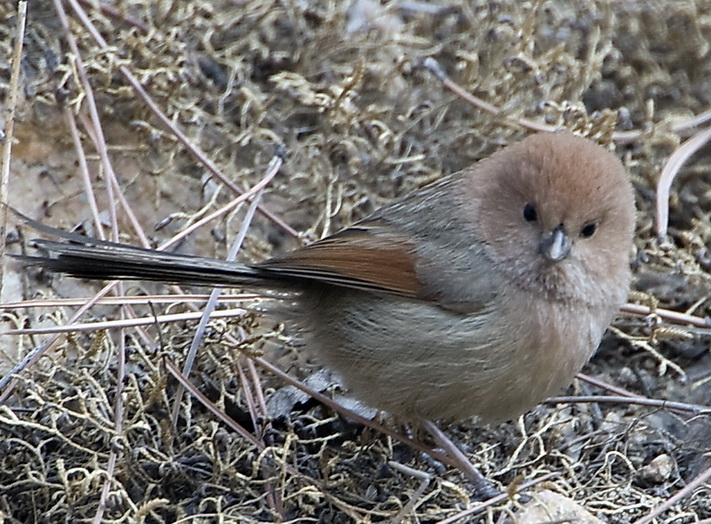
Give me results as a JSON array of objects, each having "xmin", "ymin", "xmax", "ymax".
[
  {"xmin": 9, "ymin": 208, "xmax": 270, "ymax": 288},
  {"xmin": 22, "ymin": 236, "xmax": 268, "ymax": 288}
]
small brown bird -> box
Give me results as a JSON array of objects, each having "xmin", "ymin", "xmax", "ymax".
[{"xmin": 24, "ymin": 132, "xmax": 636, "ymax": 425}]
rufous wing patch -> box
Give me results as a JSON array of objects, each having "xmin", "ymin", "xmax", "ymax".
[{"xmin": 253, "ymin": 224, "xmax": 422, "ymax": 297}]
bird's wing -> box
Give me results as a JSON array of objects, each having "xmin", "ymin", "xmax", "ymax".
[{"xmin": 253, "ymin": 218, "xmax": 426, "ymax": 298}]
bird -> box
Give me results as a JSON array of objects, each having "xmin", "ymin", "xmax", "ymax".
[{"xmin": 21, "ymin": 131, "xmax": 636, "ymax": 426}]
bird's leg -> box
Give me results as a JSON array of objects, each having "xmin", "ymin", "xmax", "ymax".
[{"xmin": 421, "ymin": 419, "xmax": 501, "ymax": 501}]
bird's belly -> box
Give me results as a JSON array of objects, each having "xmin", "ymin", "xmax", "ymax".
[{"xmin": 299, "ymin": 287, "xmax": 604, "ymax": 423}]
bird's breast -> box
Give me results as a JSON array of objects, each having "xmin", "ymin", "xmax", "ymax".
[{"xmin": 297, "ymin": 285, "xmax": 609, "ymax": 423}]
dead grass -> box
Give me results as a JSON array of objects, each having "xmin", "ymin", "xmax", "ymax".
[{"xmin": 1, "ymin": 0, "xmax": 711, "ymax": 522}]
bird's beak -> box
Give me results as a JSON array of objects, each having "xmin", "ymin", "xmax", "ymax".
[{"xmin": 539, "ymin": 225, "xmax": 570, "ymax": 262}]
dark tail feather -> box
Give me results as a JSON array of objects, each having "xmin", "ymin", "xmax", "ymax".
[
  {"xmin": 20, "ymin": 238, "xmax": 268, "ymax": 288},
  {"xmin": 6, "ymin": 207, "xmax": 271, "ymax": 287}
]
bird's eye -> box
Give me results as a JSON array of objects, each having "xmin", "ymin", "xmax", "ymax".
[
  {"xmin": 580, "ymin": 222, "xmax": 597, "ymax": 238},
  {"xmin": 523, "ymin": 203, "xmax": 537, "ymax": 222}
]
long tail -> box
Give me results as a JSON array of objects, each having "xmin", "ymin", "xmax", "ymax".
[
  {"xmin": 21, "ymin": 236, "xmax": 270, "ymax": 287},
  {"xmin": 7, "ymin": 206, "xmax": 268, "ymax": 287}
]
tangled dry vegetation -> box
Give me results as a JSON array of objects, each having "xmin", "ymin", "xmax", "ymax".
[{"xmin": 1, "ymin": 0, "xmax": 711, "ymax": 522}]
